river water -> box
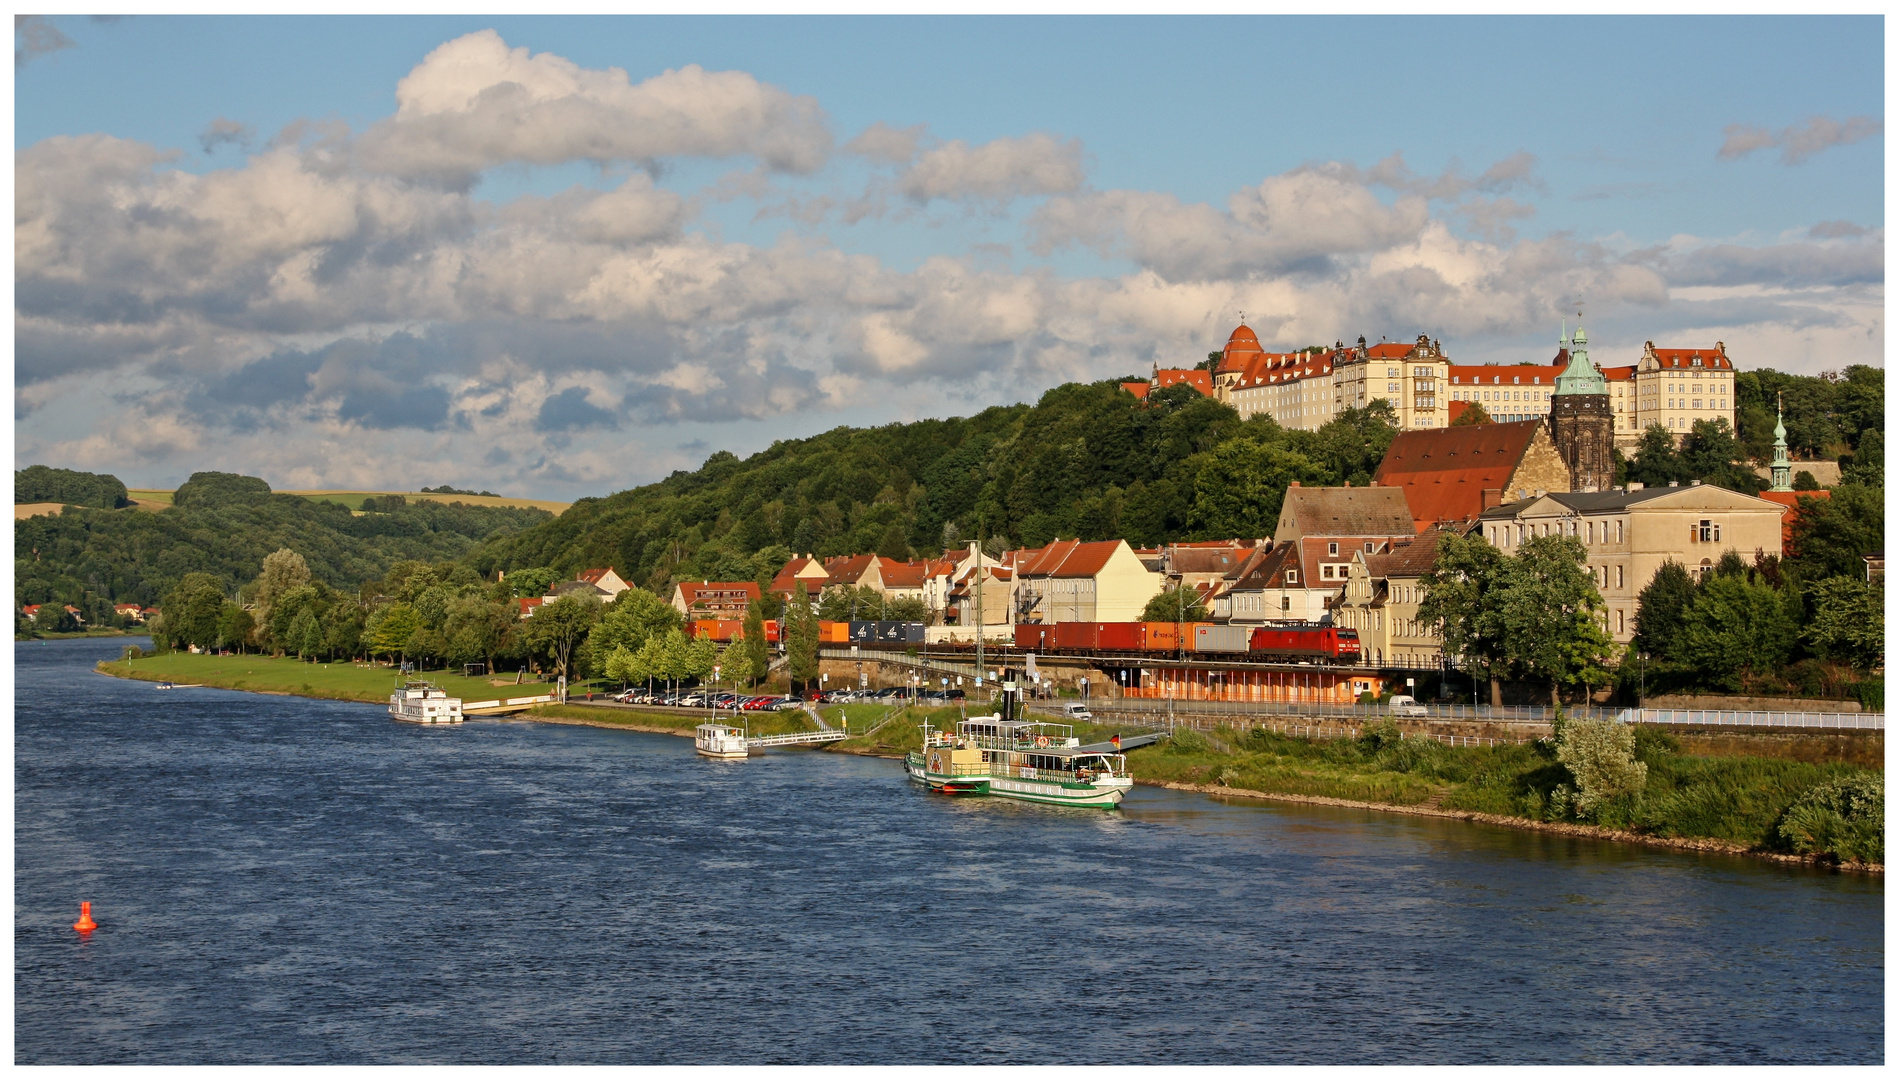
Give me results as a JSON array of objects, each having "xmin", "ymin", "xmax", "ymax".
[{"xmin": 15, "ymin": 638, "xmax": 1883, "ymax": 1063}]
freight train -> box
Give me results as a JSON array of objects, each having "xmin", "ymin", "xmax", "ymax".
[{"xmin": 1013, "ymin": 621, "xmax": 1360, "ymax": 664}]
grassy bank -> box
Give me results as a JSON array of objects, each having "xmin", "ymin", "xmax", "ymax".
[
  {"xmin": 98, "ymin": 650, "xmax": 557, "ymax": 704},
  {"xmin": 1123, "ymin": 723, "xmax": 1882, "ymax": 866}
]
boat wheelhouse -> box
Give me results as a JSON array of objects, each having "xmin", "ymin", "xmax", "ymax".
[
  {"xmin": 906, "ymin": 681, "xmax": 1133, "ymax": 808},
  {"xmin": 388, "ymin": 682, "xmax": 464, "ymax": 723},
  {"xmin": 695, "ymin": 723, "xmax": 750, "ymax": 759}
]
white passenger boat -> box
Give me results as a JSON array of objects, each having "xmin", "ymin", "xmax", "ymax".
[
  {"xmin": 696, "ymin": 723, "xmax": 749, "ymax": 759},
  {"xmin": 905, "ymin": 681, "xmax": 1134, "ymax": 808},
  {"xmin": 389, "ymin": 681, "xmax": 464, "ymax": 723}
]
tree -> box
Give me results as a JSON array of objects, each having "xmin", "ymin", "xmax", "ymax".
[
  {"xmin": 1677, "ymin": 574, "xmax": 1798, "ymax": 692},
  {"xmin": 523, "ymin": 592, "xmax": 602, "ymax": 683},
  {"xmin": 1141, "ymin": 586, "xmax": 1210, "ymax": 622},
  {"xmin": 504, "ymin": 566, "xmax": 561, "ymax": 599},
  {"xmin": 584, "ymin": 586, "xmax": 681, "ymax": 675},
  {"xmin": 1839, "ymin": 428, "xmax": 1882, "ymax": 488},
  {"xmin": 444, "ymin": 596, "xmax": 515, "ymax": 672},
  {"xmin": 34, "ymin": 604, "xmax": 78, "ymax": 635},
  {"xmin": 366, "ymin": 602, "xmax": 420, "ymax": 662},
  {"xmin": 1450, "ymin": 401, "xmax": 1493, "ymax": 426},
  {"xmin": 1496, "ymin": 535, "xmax": 1619, "ymax": 706},
  {"xmin": 253, "ymin": 548, "xmax": 312, "ymax": 635},
  {"xmin": 604, "ymin": 644, "xmax": 649, "ymax": 688},
  {"xmin": 1805, "ymin": 576, "xmax": 1883, "ymax": 671},
  {"xmin": 887, "ymin": 595, "xmax": 929, "ymax": 622},
  {"xmin": 741, "ymin": 599, "xmax": 770, "ymax": 688},
  {"xmin": 1625, "ymin": 424, "xmax": 1689, "ymax": 489},
  {"xmin": 1680, "ymin": 418, "xmax": 1766, "ymax": 493},
  {"xmin": 1787, "ymin": 485, "xmax": 1884, "ymax": 580},
  {"xmin": 1186, "ymin": 437, "xmax": 1327, "ymax": 540},
  {"xmin": 266, "ymin": 583, "xmax": 321, "ymax": 654},
  {"xmin": 686, "ymin": 632, "xmax": 719, "ymax": 684},
  {"xmin": 819, "ymin": 585, "xmax": 885, "ymax": 622},
  {"xmin": 159, "ymin": 572, "xmax": 227, "ymax": 650},
  {"xmin": 785, "ymin": 582, "xmax": 819, "ymax": 692},
  {"xmin": 1631, "ymin": 561, "xmax": 1695, "ymax": 667},
  {"xmin": 1417, "ymin": 532, "xmax": 1512, "ymax": 705},
  {"xmin": 322, "ymin": 604, "xmax": 362, "ymax": 661},
  {"xmin": 215, "ymin": 603, "xmax": 255, "ymax": 654},
  {"xmin": 405, "ymin": 627, "xmax": 448, "ymax": 670},
  {"xmin": 171, "ymin": 470, "xmax": 273, "ymax": 509},
  {"xmin": 716, "ymin": 639, "xmax": 756, "ymax": 687},
  {"xmin": 1792, "ymin": 471, "xmax": 1821, "ymax": 492},
  {"xmin": 289, "ymin": 607, "xmax": 323, "ymax": 660}
]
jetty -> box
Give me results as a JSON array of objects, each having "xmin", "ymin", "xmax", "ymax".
[{"xmin": 462, "ymin": 693, "xmax": 558, "ymax": 717}]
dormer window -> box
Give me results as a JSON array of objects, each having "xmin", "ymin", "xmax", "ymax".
[
  {"xmin": 1327, "ymin": 542, "xmax": 1339, "ymax": 556},
  {"xmin": 1285, "ymin": 570, "xmax": 1298, "ymax": 584}
]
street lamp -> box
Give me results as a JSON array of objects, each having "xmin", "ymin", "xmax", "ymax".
[{"xmin": 1639, "ymin": 652, "xmax": 1649, "ymax": 710}]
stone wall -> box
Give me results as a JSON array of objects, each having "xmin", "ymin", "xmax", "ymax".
[
  {"xmin": 1508, "ymin": 423, "xmax": 1575, "ymax": 498},
  {"xmin": 1644, "ymin": 693, "xmax": 1864, "ymax": 714}
]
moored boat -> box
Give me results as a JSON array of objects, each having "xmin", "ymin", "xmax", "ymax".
[
  {"xmin": 388, "ymin": 681, "xmax": 464, "ymax": 723},
  {"xmin": 695, "ymin": 723, "xmax": 749, "ymax": 759},
  {"xmin": 905, "ymin": 680, "xmax": 1133, "ymax": 809}
]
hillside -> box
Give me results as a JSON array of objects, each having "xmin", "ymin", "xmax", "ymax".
[
  {"xmin": 467, "ymin": 379, "xmax": 1402, "ymax": 591},
  {"xmin": 16, "ymin": 470, "xmax": 553, "ymax": 622},
  {"xmin": 123, "ymin": 488, "xmax": 570, "ymax": 515}
]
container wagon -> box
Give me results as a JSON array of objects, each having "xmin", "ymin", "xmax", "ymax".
[
  {"xmin": 848, "ymin": 620, "xmax": 926, "ymax": 644},
  {"xmin": 1192, "ymin": 624, "xmax": 1252, "ymax": 653}
]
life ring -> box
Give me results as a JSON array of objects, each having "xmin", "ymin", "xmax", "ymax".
[{"xmin": 1035, "ymin": 735, "xmax": 1049, "ymax": 748}]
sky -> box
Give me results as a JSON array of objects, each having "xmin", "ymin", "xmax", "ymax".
[{"xmin": 13, "ymin": 15, "xmax": 1885, "ymax": 499}]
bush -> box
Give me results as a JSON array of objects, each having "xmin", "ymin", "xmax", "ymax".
[
  {"xmin": 1776, "ymin": 775, "xmax": 1884, "ymax": 864},
  {"xmin": 1554, "ymin": 718, "xmax": 1648, "ymax": 822},
  {"xmin": 120, "ymin": 644, "xmax": 146, "ymax": 661}
]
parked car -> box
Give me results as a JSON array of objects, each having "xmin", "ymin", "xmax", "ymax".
[
  {"xmin": 1386, "ymin": 694, "xmax": 1428, "ymax": 717},
  {"xmin": 774, "ymin": 696, "xmax": 805, "ymax": 711}
]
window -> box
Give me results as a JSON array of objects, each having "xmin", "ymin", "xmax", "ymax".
[
  {"xmin": 1285, "ymin": 570, "xmax": 1297, "ymax": 584},
  {"xmin": 1616, "ymin": 565, "xmax": 1624, "ymax": 588},
  {"xmin": 1280, "ymin": 596, "xmax": 1290, "ymax": 611},
  {"xmin": 1328, "ymin": 542, "xmax": 1339, "ymax": 556},
  {"xmin": 1616, "ymin": 610, "xmax": 1625, "ymax": 635},
  {"xmin": 1587, "ymin": 521, "xmax": 1595, "ymax": 544},
  {"xmin": 1616, "ymin": 520, "xmax": 1623, "ymax": 543},
  {"xmin": 1364, "ymin": 542, "xmax": 1374, "ymax": 553}
]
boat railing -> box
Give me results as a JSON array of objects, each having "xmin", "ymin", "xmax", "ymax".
[{"xmin": 929, "ymin": 761, "xmax": 1125, "ymax": 783}]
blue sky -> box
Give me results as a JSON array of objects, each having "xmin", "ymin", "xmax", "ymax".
[{"xmin": 15, "ymin": 15, "xmax": 1884, "ymax": 498}]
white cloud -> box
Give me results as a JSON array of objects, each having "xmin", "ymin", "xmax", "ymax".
[{"xmin": 355, "ymin": 29, "xmax": 833, "ymax": 186}]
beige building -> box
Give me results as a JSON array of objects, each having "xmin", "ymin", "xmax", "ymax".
[
  {"xmin": 1333, "ymin": 529, "xmax": 1450, "ymax": 669},
  {"xmin": 1442, "ymin": 339, "xmax": 1736, "ymax": 451},
  {"xmin": 1476, "ymin": 483, "xmax": 1785, "ymax": 644},
  {"xmin": 1212, "ymin": 325, "xmax": 1449, "ymax": 431},
  {"xmin": 1216, "ymin": 485, "xmax": 1417, "ymax": 625},
  {"xmin": 1010, "ymin": 538, "xmax": 1162, "ymax": 623}
]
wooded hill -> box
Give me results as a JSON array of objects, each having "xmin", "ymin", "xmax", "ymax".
[
  {"xmin": 16, "ymin": 470, "xmax": 551, "ymax": 624},
  {"xmin": 468, "ymin": 380, "xmax": 1404, "ymax": 593}
]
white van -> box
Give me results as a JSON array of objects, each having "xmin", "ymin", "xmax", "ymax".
[
  {"xmin": 1386, "ymin": 695, "xmax": 1428, "ymax": 717},
  {"xmin": 1059, "ymin": 702, "xmax": 1094, "ymax": 722}
]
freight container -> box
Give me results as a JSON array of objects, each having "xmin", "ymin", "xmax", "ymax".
[
  {"xmin": 1192, "ymin": 624, "xmax": 1252, "ymax": 653},
  {"xmin": 691, "ymin": 618, "xmax": 782, "ymax": 643},
  {"xmin": 1052, "ymin": 622, "xmax": 1098, "ymax": 651},
  {"xmin": 1096, "ymin": 622, "xmax": 1145, "ymax": 651},
  {"xmin": 849, "ymin": 620, "xmax": 926, "ymax": 644},
  {"xmin": 1014, "ymin": 623, "xmax": 1055, "ymax": 652},
  {"xmin": 818, "ymin": 620, "xmax": 848, "ymax": 644}
]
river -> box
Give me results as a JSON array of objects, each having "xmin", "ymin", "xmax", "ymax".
[{"xmin": 15, "ymin": 638, "xmax": 1883, "ymax": 1063}]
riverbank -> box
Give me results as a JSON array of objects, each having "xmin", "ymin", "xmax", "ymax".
[{"xmin": 95, "ymin": 656, "xmax": 1880, "ymax": 871}]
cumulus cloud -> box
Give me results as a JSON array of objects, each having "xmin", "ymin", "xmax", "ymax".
[
  {"xmin": 845, "ymin": 121, "xmax": 926, "ymax": 164},
  {"xmin": 354, "ymin": 29, "xmax": 833, "ymax": 186},
  {"xmin": 1719, "ymin": 115, "xmax": 1883, "ymax": 165},
  {"xmin": 898, "ymin": 133, "xmax": 1086, "ymax": 203}
]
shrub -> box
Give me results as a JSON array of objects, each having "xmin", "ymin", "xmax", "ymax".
[
  {"xmin": 1555, "ymin": 718, "xmax": 1648, "ymax": 822},
  {"xmin": 1776, "ymin": 775, "xmax": 1884, "ymax": 864},
  {"xmin": 119, "ymin": 644, "xmax": 146, "ymax": 661}
]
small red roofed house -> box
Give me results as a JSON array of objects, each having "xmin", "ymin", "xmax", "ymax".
[
  {"xmin": 576, "ymin": 567, "xmax": 630, "ymax": 599},
  {"xmin": 114, "ymin": 602, "xmax": 145, "ymax": 623},
  {"xmin": 21, "ymin": 604, "xmax": 41, "ymax": 619},
  {"xmin": 672, "ymin": 581, "xmax": 762, "ymax": 619},
  {"xmin": 1010, "ymin": 538, "xmax": 1161, "ymax": 623},
  {"xmin": 1125, "ymin": 367, "xmax": 1213, "ymax": 401},
  {"xmin": 516, "ymin": 597, "xmax": 545, "ymax": 620},
  {"xmin": 768, "ymin": 555, "xmax": 831, "ymax": 599}
]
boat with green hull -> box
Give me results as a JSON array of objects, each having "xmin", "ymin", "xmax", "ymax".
[{"xmin": 905, "ymin": 680, "xmax": 1132, "ymax": 808}]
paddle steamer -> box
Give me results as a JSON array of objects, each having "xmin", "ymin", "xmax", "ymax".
[
  {"xmin": 905, "ymin": 680, "xmax": 1132, "ymax": 808},
  {"xmin": 388, "ymin": 681, "xmax": 464, "ymax": 723}
]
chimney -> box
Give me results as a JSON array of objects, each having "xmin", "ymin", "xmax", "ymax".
[
  {"xmin": 1289, "ymin": 481, "xmax": 1300, "ymax": 488},
  {"xmin": 1481, "ymin": 488, "xmax": 1503, "ymax": 509}
]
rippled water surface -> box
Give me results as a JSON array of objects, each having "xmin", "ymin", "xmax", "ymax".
[{"xmin": 16, "ymin": 638, "xmax": 1883, "ymax": 1063}]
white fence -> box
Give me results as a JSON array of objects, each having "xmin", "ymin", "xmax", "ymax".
[{"xmin": 1616, "ymin": 708, "xmax": 1883, "ymax": 731}]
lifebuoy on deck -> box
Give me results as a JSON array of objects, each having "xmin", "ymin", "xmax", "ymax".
[{"xmin": 1035, "ymin": 735, "xmax": 1049, "ymax": 748}]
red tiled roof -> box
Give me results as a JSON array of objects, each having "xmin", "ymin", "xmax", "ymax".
[
  {"xmin": 1760, "ymin": 489, "xmax": 1833, "ymax": 553},
  {"xmin": 1448, "ymin": 363, "xmax": 1565, "ymax": 387},
  {"xmin": 878, "ymin": 559, "xmax": 928, "ymax": 589},
  {"xmin": 577, "ymin": 567, "xmax": 615, "ymax": 585},
  {"xmin": 1015, "ymin": 538, "xmax": 1125, "ymax": 579},
  {"xmin": 1218, "ymin": 323, "xmax": 1265, "ymax": 373},
  {"xmin": 823, "ymin": 554, "xmax": 878, "ymax": 585},
  {"xmin": 1373, "ymin": 420, "xmax": 1545, "ymax": 530},
  {"xmin": 1447, "ymin": 400, "xmax": 1476, "ymax": 424},
  {"xmin": 1154, "ymin": 369, "xmax": 1213, "ymax": 396},
  {"xmin": 1600, "ymin": 365, "xmax": 1635, "ymax": 382},
  {"xmin": 1366, "ymin": 342, "xmax": 1413, "ymax": 359},
  {"xmin": 1121, "ymin": 381, "xmax": 1152, "ymax": 399},
  {"xmin": 1648, "ymin": 343, "xmax": 1733, "ymax": 370},
  {"xmin": 1366, "ymin": 527, "xmax": 1448, "ymax": 578},
  {"xmin": 517, "ymin": 597, "xmax": 544, "ymax": 615}
]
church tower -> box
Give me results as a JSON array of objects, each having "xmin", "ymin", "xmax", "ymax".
[
  {"xmin": 1769, "ymin": 392, "xmax": 1793, "ymax": 491},
  {"xmin": 1548, "ymin": 320, "xmax": 1615, "ymax": 493}
]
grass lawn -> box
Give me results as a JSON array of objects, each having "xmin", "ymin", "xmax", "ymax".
[{"xmin": 98, "ymin": 650, "xmax": 556, "ymax": 705}]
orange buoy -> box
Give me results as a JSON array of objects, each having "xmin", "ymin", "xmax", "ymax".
[{"xmin": 73, "ymin": 901, "xmax": 97, "ymax": 933}]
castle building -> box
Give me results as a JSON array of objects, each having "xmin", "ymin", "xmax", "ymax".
[
  {"xmin": 1547, "ymin": 323, "xmax": 1617, "ymax": 493},
  {"xmin": 1212, "ymin": 325, "xmax": 1447, "ymax": 431}
]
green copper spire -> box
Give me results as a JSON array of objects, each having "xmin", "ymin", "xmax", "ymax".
[
  {"xmin": 1770, "ymin": 391, "xmax": 1792, "ymax": 491},
  {"xmin": 1553, "ymin": 320, "xmax": 1608, "ymax": 396}
]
